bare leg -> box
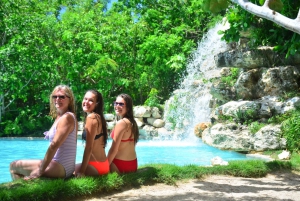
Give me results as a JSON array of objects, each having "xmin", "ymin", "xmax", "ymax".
[
  {"xmin": 75, "ymin": 163, "xmax": 99, "ymax": 177},
  {"xmin": 110, "ymin": 163, "xmax": 120, "ymax": 174},
  {"xmin": 41, "ymin": 160, "xmax": 65, "ymax": 178},
  {"xmin": 10, "ymin": 159, "xmax": 66, "ymax": 181},
  {"xmin": 10, "ymin": 159, "xmax": 42, "ymax": 181}
]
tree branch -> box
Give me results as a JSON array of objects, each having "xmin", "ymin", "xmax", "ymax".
[
  {"xmin": 231, "ymin": 0, "xmax": 300, "ymax": 35},
  {"xmin": 4, "ymin": 71, "xmax": 38, "ymax": 109}
]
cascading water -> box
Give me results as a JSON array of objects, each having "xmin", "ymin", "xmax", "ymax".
[{"xmin": 163, "ymin": 22, "xmax": 230, "ymax": 140}]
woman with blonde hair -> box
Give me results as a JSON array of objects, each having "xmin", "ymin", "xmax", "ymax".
[{"xmin": 10, "ymin": 85, "xmax": 77, "ymax": 180}]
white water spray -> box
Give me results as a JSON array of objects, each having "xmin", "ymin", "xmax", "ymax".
[{"xmin": 163, "ymin": 22, "xmax": 230, "ymax": 140}]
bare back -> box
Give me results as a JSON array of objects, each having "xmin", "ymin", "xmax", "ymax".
[
  {"xmin": 111, "ymin": 118, "xmax": 136, "ymax": 161},
  {"xmin": 85, "ymin": 113, "xmax": 107, "ymax": 162}
]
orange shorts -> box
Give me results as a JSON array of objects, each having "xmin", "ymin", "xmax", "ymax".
[{"xmin": 88, "ymin": 159, "xmax": 110, "ymax": 175}]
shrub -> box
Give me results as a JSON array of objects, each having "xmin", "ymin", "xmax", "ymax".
[
  {"xmin": 249, "ymin": 121, "xmax": 265, "ymax": 134},
  {"xmin": 281, "ymin": 109, "xmax": 300, "ymax": 152}
]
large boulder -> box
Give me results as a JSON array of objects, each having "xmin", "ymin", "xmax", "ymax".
[
  {"xmin": 202, "ymin": 123, "xmax": 286, "ymax": 152},
  {"xmin": 153, "ymin": 119, "xmax": 165, "ymax": 128},
  {"xmin": 151, "ymin": 107, "xmax": 162, "ymax": 118},
  {"xmin": 202, "ymin": 123, "xmax": 253, "ymax": 151},
  {"xmin": 133, "ymin": 106, "xmax": 152, "ymax": 117},
  {"xmin": 215, "ymin": 46, "xmax": 300, "ymax": 68},
  {"xmin": 235, "ymin": 66, "xmax": 300, "ymax": 100},
  {"xmin": 252, "ymin": 125, "xmax": 286, "ymax": 151}
]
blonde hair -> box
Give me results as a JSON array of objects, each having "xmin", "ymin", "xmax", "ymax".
[{"xmin": 49, "ymin": 85, "xmax": 76, "ymax": 118}]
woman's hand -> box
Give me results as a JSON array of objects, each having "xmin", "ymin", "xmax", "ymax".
[
  {"xmin": 24, "ymin": 168, "xmax": 43, "ymax": 180},
  {"xmin": 76, "ymin": 172, "xmax": 85, "ymax": 178}
]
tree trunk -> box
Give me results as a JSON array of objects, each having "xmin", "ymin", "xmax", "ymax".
[{"xmin": 231, "ymin": 0, "xmax": 300, "ymax": 35}]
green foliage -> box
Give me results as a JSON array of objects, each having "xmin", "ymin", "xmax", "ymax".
[
  {"xmin": 221, "ymin": 0, "xmax": 300, "ymax": 58},
  {"xmin": 268, "ymin": 111, "xmax": 291, "ymax": 124},
  {"xmin": 290, "ymin": 152, "xmax": 300, "ymax": 171},
  {"xmin": 220, "ymin": 68, "xmax": 240, "ymax": 87},
  {"xmin": 259, "ymin": 0, "xmax": 284, "ymax": 12},
  {"xmin": 226, "ymin": 160, "xmax": 269, "ymax": 177},
  {"xmin": 0, "ymin": 172, "xmax": 124, "ymax": 201},
  {"xmin": 203, "ymin": 0, "xmax": 229, "ymax": 14},
  {"xmin": 218, "ymin": 113, "xmax": 233, "ymax": 123},
  {"xmin": 249, "ymin": 121, "xmax": 266, "ymax": 134},
  {"xmin": 0, "ymin": 0, "xmax": 222, "ymax": 135},
  {"xmin": 233, "ymin": 108, "xmax": 257, "ymax": 124},
  {"xmin": 3, "ymin": 120, "xmax": 22, "ymax": 135},
  {"xmin": 265, "ymin": 160, "xmax": 292, "ymax": 171},
  {"xmin": 144, "ymin": 88, "xmax": 160, "ymax": 107},
  {"xmin": 267, "ymin": 107, "xmax": 300, "ymax": 152},
  {"xmin": 281, "ymin": 91, "xmax": 300, "ymax": 100},
  {"xmin": 281, "ymin": 109, "xmax": 300, "ymax": 152},
  {"xmin": 166, "ymin": 54, "xmax": 186, "ymax": 72}
]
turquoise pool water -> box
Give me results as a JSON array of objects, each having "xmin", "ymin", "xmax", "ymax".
[{"xmin": 0, "ymin": 138, "xmax": 250, "ymax": 184}]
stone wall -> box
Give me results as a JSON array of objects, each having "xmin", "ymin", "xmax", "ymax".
[{"xmin": 199, "ymin": 45, "xmax": 300, "ymax": 152}]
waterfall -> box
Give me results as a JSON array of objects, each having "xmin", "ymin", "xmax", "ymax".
[{"xmin": 163, "ymin": 22, "xmax": 230, "ymax": 140}]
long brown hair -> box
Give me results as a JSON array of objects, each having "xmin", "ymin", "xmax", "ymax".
[
  {"xmin": 117, "ymin": 93, "xmax": 139, "ymax": 144},
  {"xmin": 83, "ymin": 89, "xmax": 108, "ymax": 146}
]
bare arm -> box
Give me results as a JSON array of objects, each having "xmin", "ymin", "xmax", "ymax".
[
  {"xmin": 77, "ymin": 114, "xmax": 99, "ymax": 176},
  {"xmin": 29, "ymin": 113, "xmax": 75, "ymax": 178},
  {"xmin": 107, "ymin": 120, "xmax": 127, "ymax": 164}
]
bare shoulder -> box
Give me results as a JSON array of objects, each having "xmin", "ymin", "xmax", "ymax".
[
  {"xmin": 86, "ymin": 113, "xmax": 100, "ymax": 127},
  {"xmin": 115, "ymin": 118, "xmax": 128, "ymax": 128},
  {"xmin": 122, "ymin": 118, "xmax": 131, "ymax": 124},
  {"xmin": 56, "ymin": 112, "xmax": 76, "ymax": 132},
  {"xmin": 87, "ymin": 113, "xmax": 99, "ymax": 119},
  {"xmin": 60, "ymin": 112, "xmax": 76, "ymax": 124}
]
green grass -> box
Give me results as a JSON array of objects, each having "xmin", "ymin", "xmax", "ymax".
[
  {"xmin": 1, "ymin": 156, "xmax": 299, "ymax": 201},
  {"xmin": 291, "ymin": 152, "xmax": 300, "ymax": 171}
]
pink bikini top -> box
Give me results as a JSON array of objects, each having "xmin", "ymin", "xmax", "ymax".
[{"xmin": 111, "ymin": 130, "xmax": 134, "ymax": 142}]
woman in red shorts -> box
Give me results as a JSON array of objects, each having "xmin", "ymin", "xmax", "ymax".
[
  {"xmin": 75, "ymin": 89, "xmax": 109, "ymax": 177},
  {"xmin": 107, "ymin": 93, "xmax": 139, "ymax": 174}
]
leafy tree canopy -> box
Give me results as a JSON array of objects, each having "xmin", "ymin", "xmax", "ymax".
[{"xmin": 0, "ymin": 0, "xmax": 220, "ymax": 136}]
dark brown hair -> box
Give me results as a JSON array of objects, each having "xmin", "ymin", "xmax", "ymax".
[
  {"xmin": 83, "ymin": 89, "xmax": 108, "ymax": 146},
  {"xmin": 117, "ymin": 93, "xmax": 139, "ymax": 144}
]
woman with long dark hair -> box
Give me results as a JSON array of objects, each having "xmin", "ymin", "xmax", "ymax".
[
  {"xmin": 75, "ymin": 89, "xmax": 109, "ymax": 177},
  {"xmin": 107, "ymin": 93, "xmax": 139, "ymax": 174}
]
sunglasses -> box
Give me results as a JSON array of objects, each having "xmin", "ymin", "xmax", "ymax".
[
  {"xmin": 113, "ymin": 101, "xmax": 125, "ymax": 107},
  {"xmin": 52, "ymin": 95, "xmax": 69, "ymax": 100}
]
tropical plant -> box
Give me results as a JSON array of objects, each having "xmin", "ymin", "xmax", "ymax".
[
  {"xmin": 220, "ymin": 68, "xmax": 240, "ymax": 87},
  {"xmin": 144, "ymin": 88, "xmax": 160, "ymax": 107},
  {"xmin": 249, "ymin": 121, "xmax": 265, "ymax": 134},
  {"xmin": 233, "ymin": 108, "xmax": 257, "ymax": 124},
  {"xmin": 281, "ymin": 108, "xmax": 300, "ymax": 152}
]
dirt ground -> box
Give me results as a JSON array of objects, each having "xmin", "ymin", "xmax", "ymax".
[{"xmin": 78, "ymin": 170, "xmax": 300, "ymax": 201}]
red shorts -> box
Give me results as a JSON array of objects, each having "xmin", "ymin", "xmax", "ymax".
[
  {"xmin": 88, "ymin": 159, "xmax": 110, "ymax": 175},
  {"xmin": 112, "ymin": 158, "xmax": 137, "ymax": 173}
]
